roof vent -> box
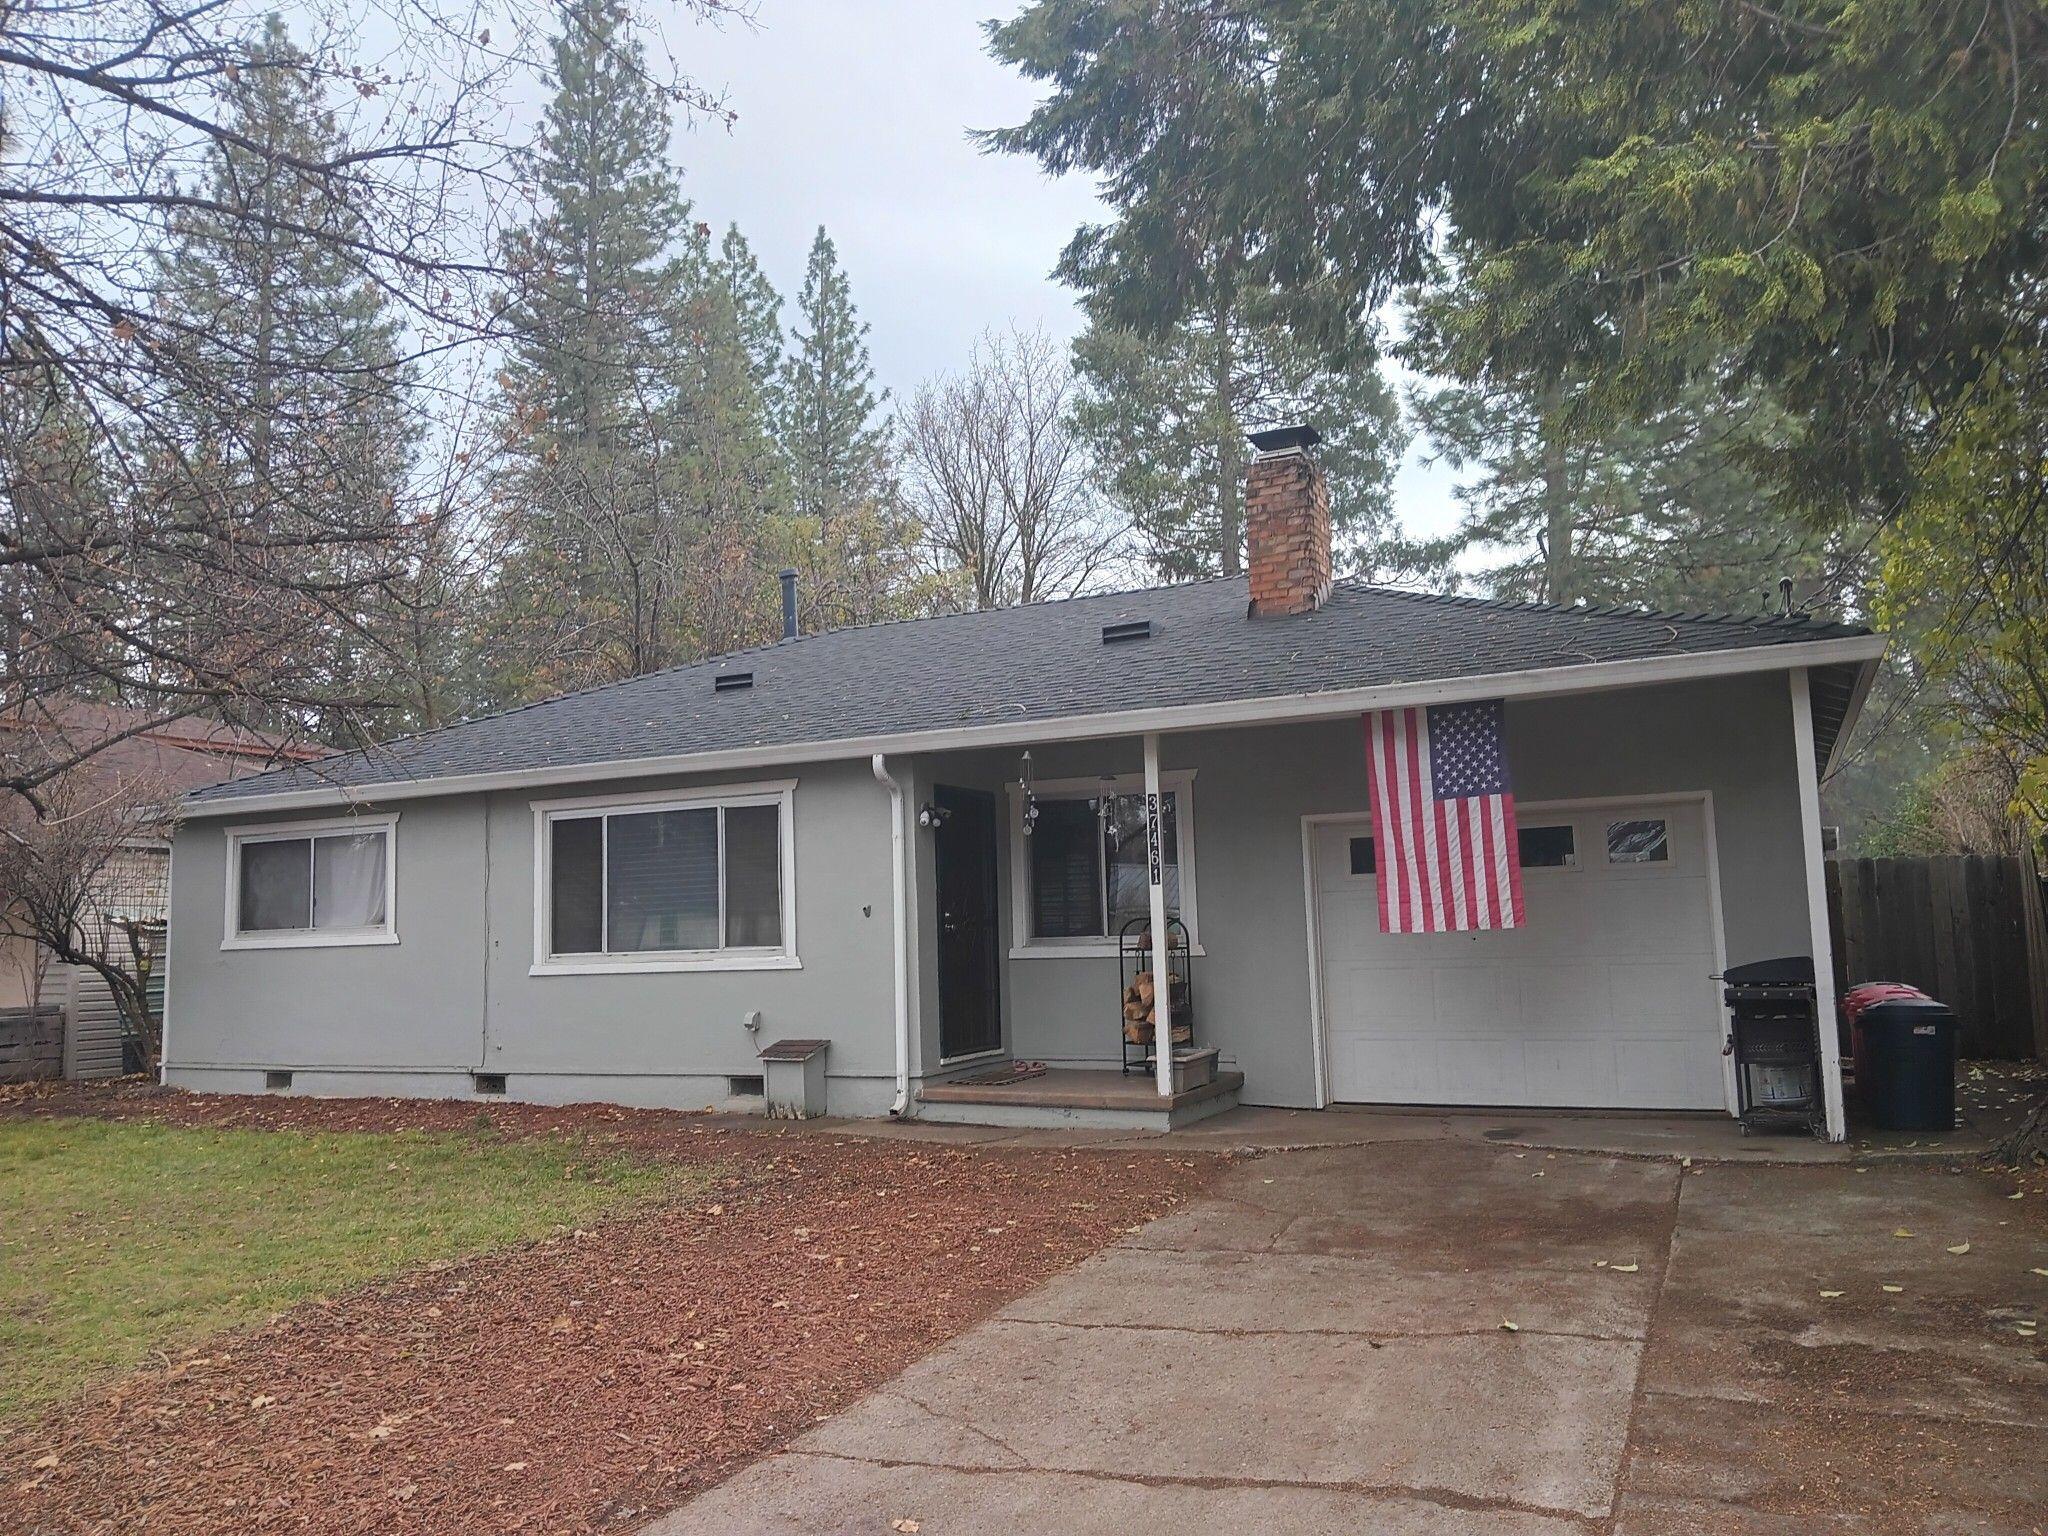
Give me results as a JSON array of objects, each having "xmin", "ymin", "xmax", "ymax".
[
  {"xmin": 1101, "ymin": 619, "xmax": 1153, "ymax": 644},
  {"xmin": 713, "ymin": 671, "xmax": 754, "ymax": 693}
]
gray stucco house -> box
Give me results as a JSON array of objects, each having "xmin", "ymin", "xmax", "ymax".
[{"xmin": 166, "ymin": 427, "xmax": 1884, "ymax": 1137}]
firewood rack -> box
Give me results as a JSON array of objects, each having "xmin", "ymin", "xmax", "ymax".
[{"xmin": 1117, "ymin": 916, "xmax": 1195, "ymax": 1075}]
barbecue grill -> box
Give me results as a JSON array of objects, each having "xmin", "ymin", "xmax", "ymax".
[{"xmin": 1721, "ymin": 955, "xmax": 1823, "ymax": 1136}]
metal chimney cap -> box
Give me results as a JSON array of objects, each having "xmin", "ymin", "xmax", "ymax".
[
  {"xmin": 1248, "ymin": 423, "xmax": 1322, "ymax": 455},
  {"xmin": 778, "ymin": 568, "xmax": 800, "ymax": 640}
]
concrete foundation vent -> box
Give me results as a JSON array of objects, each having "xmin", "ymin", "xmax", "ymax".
[
  {"xmin": 264, "ymin": 1070, "xmax": 292, "ymax": 1092},
  {"xmin": 472, "ymin": 1072, "xmax": 507, "ymax": 1096}
]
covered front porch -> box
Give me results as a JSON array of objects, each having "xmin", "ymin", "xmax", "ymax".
[{"xmin": 886, "ymin": 665, "xmax": 1855, "ymax": 1138}]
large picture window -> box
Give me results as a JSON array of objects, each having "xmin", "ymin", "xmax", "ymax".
[
  {"xmin": 1011, "ymin": 772, "xmax": 1198, "ymax": 956},
  {"xmin": 533, "ymin": 782, "xmax": 796, "ymax": 973},
  {"xmin": 224, "ymin": 816, "xmax": 397, "ymax": 949}
]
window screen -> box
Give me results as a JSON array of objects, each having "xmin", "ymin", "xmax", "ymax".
[
  {"xmin": 723, "ymin": 803, "xmax": 783, "ymax": 948},
  {"xmin": 1104, "ymin": 792, "xmax": 1180, "ymax": 933},
  {"xmin": 1517, "ymin": 825, "xmax": 1576, "ymax": 868},
  {"xmin": 313, "ymin": 833, "xmax": 387, "ymax": 927},
  {"xmin": 1606, "ymin": 818, "xmax": 1670, "ymax": 864},
  {"xmin": 239, "ymin": 838, "xmax": 311, "ymax": 932},
  {"xmin": 1030, "ymin": 798, "xmax": 1102, "ymax": 938},
  {"xmin": 607, "ymin": 807, "xmax": 719, "ymax": 952},
  {"xmin": 549, "ymin": 817, "xmax": 604, "ymax": 954}
]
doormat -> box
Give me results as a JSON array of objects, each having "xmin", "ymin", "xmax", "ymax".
[{"xmin": 955, "ymin": 1061, "xmax": 1048, "ymax": 1087}]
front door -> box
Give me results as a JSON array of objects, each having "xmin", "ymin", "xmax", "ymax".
[{"xmin": 934, "ymin": 785, "xmax": 1002, "ymax": 1060}]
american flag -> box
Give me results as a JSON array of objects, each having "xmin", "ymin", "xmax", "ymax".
[{"xmin": 1363, "ymin": 700, "xmax": 1525, "ymax": 934}]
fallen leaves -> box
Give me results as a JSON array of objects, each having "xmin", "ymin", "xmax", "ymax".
[
  {"xmin": 0, "ymin": 1103, "xmax": 1217, "ymax": 1536},
  {"xmin": 1946, "ymin": 1242, "xmax": 1971, "ymax": 1256}
]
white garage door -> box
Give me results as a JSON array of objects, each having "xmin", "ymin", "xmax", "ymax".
[{"xmin": 1312, "ymin": 802, "xmax": 1729, "ymax": 1110}]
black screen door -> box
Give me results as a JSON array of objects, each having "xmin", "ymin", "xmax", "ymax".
[{"xmin": 934, "ymin": 785, "xmax": 1002, "ymax": 1060}]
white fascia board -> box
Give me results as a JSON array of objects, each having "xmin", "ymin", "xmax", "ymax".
[
  {"xmin": 180, "ymin": 631, "xmax": 1891, "ymax": 820},
  {"xmin": 1820, "ymin": 653, "xmax": 1885, "ymax": 781}
]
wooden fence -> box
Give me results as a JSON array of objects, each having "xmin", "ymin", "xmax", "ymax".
[
  {"xmin": 0, "ymin": 1005, "xmax": 65, "ymax": 1083},
  {"xmin": 1826, "ymin": 854, "xmax": 2048, "ymax": 1060}
]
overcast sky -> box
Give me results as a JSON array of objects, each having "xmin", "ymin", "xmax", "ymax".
[{"xmin": 649, "ymin": 0, "xmax": 1464, "ymax": 538}]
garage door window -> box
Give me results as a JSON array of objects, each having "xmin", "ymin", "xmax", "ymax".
[
  {"xmin": 1606, "ymin": 818, "xmax": 1670, "ymax": 864},
  {"xmin": 1518, "ymin": 825, "xmax": 1576, "ymax": 868}
]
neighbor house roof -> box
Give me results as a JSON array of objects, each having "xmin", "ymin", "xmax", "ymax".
[
  {"xmin": 2, "ymin": 701, "xmax": 319, "ymax": 804},
  {"xmin": 184, "ymin": 576, "xmax": 1883, "ymax": 815}
]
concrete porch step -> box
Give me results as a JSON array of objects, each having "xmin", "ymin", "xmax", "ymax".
[{"xmin": 916, "ymin": 1067, "xmax": 1245, "ymax": 1132}]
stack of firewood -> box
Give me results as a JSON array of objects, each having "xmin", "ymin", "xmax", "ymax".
[{"xmin": 1121, "ymin": 970, "xmax": 1193, "ymax": 1048}]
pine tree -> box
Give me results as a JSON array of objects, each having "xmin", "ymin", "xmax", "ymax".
[
  {"xmin": 1071, "ymin": 295, "xmax": 1409, "ymax": 582},
  {"xmin": 489, "ymin": 0, "xmax": 693, "ymax": 698},
  {"xmin": 714, "ymin": 224, "xmax": 785, "ymax": 401},
  {"xmin": 661, "ymin": 223, "xmax": 790, "ymax": 655},
  {"xmin": 153, "ymin": 14, "xmax": 414, "ymax": 741},
  {"xmin": 779, "ymin": 227, "xmax": 890, "ymax": 521},
  {"xmin": 767, "ymin": 228, "xmax": 914, "ymax": 628},
  {"xmin": 1409, "ymin": 368, "xmax": 1865, "ymax": 615}
]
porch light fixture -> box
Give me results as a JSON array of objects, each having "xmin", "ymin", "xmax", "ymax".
[{"xmin": 916, "ymin": 801, "xmax": 952, "ymax": 830}]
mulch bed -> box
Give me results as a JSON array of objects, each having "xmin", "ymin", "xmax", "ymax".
[{"xmin": 0, "ymin": 1086, "xmax": 1221, "ymax": 1534}]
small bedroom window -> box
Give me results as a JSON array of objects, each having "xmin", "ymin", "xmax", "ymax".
[
  {"xmin": 224, "ymin": 816, "xmax": 398, "ymax": 949},
  {"xmin": 532, "ymin": 780, "xmax": 798, "ymax": 974}
]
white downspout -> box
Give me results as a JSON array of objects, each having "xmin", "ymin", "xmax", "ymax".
[{"xmin": 872, "ymin": 754, "xmax": 912, "ymax": 1116}]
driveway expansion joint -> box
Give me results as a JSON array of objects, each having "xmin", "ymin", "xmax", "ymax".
[
  {"xmin": 993, "ymin": 1314, "xmax": 1644, "ymax": 1345},
  {"xmin": 787, "ymin": 1447, "xmax": 1609, "ymax": 1530}
]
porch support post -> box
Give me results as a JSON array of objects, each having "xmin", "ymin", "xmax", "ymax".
[
  {"xmin": 1789, "ymin": 668, "xmax": 1846, "ymax": 1142},
  {"xmin": 1144, "ymin": 732, "xmax": 1174, "ymax": 1099}
]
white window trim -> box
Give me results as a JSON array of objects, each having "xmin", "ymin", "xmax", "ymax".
[
  {"xmin": 1006, "ymin": 769, "xmax": 1202, "ymax": 959},
  {"xmin": 529, "ymin": 778, "xmax": 799, "ymax": 976},
  {"xmin": 221, "ymin": 812, "xmax": 400, "ymax": 950}
]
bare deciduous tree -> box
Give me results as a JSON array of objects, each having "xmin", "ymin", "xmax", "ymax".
[
  {"xmin": 0, "ymin": 754, "xmax": 175, "ymax": 1066},
  {"xmin": 0, "ymin": 0, "xmax": 742, "ymax": 806},
  {"xmin": 901, "ymin": 325, "xmax": 1122, "ymax": 610}
]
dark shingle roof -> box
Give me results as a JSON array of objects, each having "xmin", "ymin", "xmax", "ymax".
[{"xmin": 187, "ymin": 577, "xmax": 1872, "ymax": 806}]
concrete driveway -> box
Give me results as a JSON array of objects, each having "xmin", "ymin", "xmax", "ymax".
[{"xmin": 651, "ymin": 1140, "xmax": 2048, "ymax": 1534}]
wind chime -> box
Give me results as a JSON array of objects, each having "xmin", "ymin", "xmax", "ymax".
[
  {"xmin": 1092, "ymin": 773, "xmax": 1124, "ymax": 851},
  {"xmin": 1018, "ymin": 750, "xmax": 1040, "ymax": 836}
]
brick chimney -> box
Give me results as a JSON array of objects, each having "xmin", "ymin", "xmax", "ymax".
[{"xmin": 1245, "ymin": 424, "xmax": 1331, "ymax": 616}]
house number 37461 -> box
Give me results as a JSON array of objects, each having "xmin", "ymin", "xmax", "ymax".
[{"xmin": 1146, "ymin": 792, "xmax": 1162, "ymax": 887}]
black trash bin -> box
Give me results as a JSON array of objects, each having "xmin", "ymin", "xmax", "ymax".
[{"xmin": 1853, "ymin": 993, "xmax": 1957, "ymax": 1133}]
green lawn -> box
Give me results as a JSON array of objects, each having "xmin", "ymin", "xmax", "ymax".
[{"xmin": 0, "ymin": 1117, "xmax": 678, "ymax": 1422}]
